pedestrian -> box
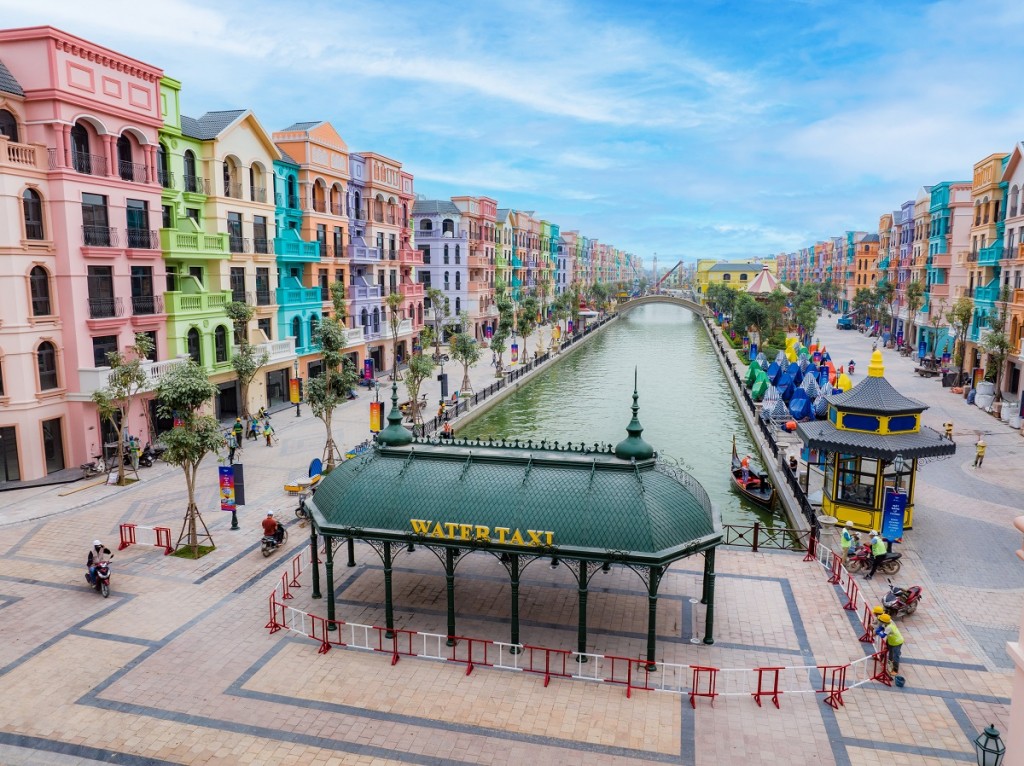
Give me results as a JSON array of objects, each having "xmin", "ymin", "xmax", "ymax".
[
  {"xmin": 974, "ymin": 437, "xmax": 986, "ymax": 468},
  {"xmin": 840, "ymin": 520, "xmax": 855, "ymax": 563},
  {"xmin": 943, "ymin": 422, "xmax": 953, "ymax": 441},
  {"xmin": 875, "ymin": 613, "xmax": 904, "ymax": 674},
  {"xmin": 232, "ymin": 417, "xmax": 243, "ymax": 445},
  {"xmin": 248, "ymin": 415, "xmax": 259, "ymax": 441},
  {"xmin": 129, "ymin": 436, "xmax": 141, "ymax": 471},
  {"xmin": 740, "ymin": 455, "xmax": 751, "ymax": 484},
  {"xmin": 865, "ymin": 529, "xmax": 887, "ymax": 580},
  {"xmin": 226, "ymin": 432, "xmax": 238, "ymax": 464},
  {"xmin": 264, "ymin": 421, "xmax": 275, "ymax": 447}
]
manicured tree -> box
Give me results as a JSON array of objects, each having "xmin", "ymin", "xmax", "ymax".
[
  {"xmin": 517, "ymin": 296, "xmax": 539, "ymax": 358},
  {"xmin": 874, "ymin": 280, "xmax": 897, "ymax": 336},
  {"xmin": 425, "ymin": 287, "xmax": 449, "ymax": 360},
  {"xmin": 385, "ymin": 289, "xmax": 406, "ymax": 380},
  {"xmin": 734, "ymin": 293, "xmax": 770, "ymax": 350},
  {"xmin": 306, "ymin": 282, "xmax": 359, "ymax": 470},
  {"xmin": 946, "ymin": 296, "xmax": 974, "ymax": 380},
  {"xmin": 765, "ymin": 289, "xmax": 790, "ymax": 337},
  {"xmin": 795, "ymin": 294, "xmax": 819, "ymax": 342},
  {"xmin": 904, "ymin": 280, "xmax": 925, "ymax": 347},
  {"xmin": 926, "ymin": 297, "xmax": 948, "ymax": 358},
  {"xmin": 155, "ymin": 360, "xmax": 223, "ymax": 556},
  {"xmin": 820, "ymin": 278, "xmax": 840, "ymax": 309},
  {"xmin": 449, "ymin": 313, "xmax": 481, "ymax": 396},
  {"xmin": 568, "ymin": 281, "xmax": 582, "ymax": 332},
  {"xmin": 226, "ymin": 301, "xmax": 268, "ymax": 420},
  {"xmin": 403, "ymin": 351, "xmax": 435, "ymax": 430},
  {"xmin": 853, "ymin": 287, "xmax": 874, "ymax": 323},
  {"xmin": 981, "ymin": 286, "xmax": 1013, "ymax": 403},
  {"xmin": 92, "ymin": 332, "xmax": 155, "ymax": 485},
  {"xmin": 491, "ymin": 279, "xmax": 514, "ymax": 374}
]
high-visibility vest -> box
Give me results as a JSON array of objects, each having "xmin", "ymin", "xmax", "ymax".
[
  {"xmin": 841, "ymin": 529, "xmax": 853, "ymax": 549},
  {"xmin": 884, "ymin": 623, "xmax": 904, "ymax": 646},
  {"xmin": 871, "ymin": 537, "xmax": 887, "ymax": 556}
]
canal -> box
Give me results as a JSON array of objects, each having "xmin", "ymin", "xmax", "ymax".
[{"xmin": 459, "ymin": 303, "xmax": 783, "ymax": 525}]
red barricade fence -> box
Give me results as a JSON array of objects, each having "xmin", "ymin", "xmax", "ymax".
[
  {"xmin": 817, "ymin": 664, "xmax": 848, "ymax": 709},
  {"xmin": 752, "ymin": 666, "xmax": 784, "ymax": 708},
  {"xmin": 689, "ymin": 665, "xmax": 718, "ymax": 708},
  {"xmin": 117, "ymin": 523, "xmax": 173, "ymax": 555}
]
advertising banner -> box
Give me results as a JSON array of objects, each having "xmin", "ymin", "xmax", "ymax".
[
  {"xmin": 511, "ymin": 343, "xmax": 519, "ymax": 363},
  {"xmin": 881, "ymin": 488, "xmax": 906, "ymax": 541},
  {"xmin": 918, "ymin": 340, "xmax": 927, "ymax": 360},
  {"xmin": 369, "ymin": 401, "xmax": 383, "ymax": 432},
  {"xmin": 219, "ymin": 466, "xmax": 236, "ymax": 512},
  {"xmin": 289, "ymin": 378, "xmax": 300, "ymax": 404},
  {"xmin": 363, "ymin": 359, "xmax": 374, "ymax": 381}
]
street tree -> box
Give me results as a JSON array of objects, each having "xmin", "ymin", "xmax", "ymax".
[
  {"xmin": 155, "ymin": 359, "xmax": 223, "ymax": 557},
  {"xmin": 517, "ymin": 296, "xmax": 539, "ymax": 359},
  {"xmin": 385, "ymin": 289, "xmax": 406, "ymax": 380},
  {"xmin": 733, "ymin": 293, "xmax": 771, "ymax": 349},
  {"xmin": 926, "ymin": 297, "xmax": 948, "ymax": 358},
  {"xmin": 491, "ymin": 279, "xmax": 515, "ymax": 374},
  {"xmin": 853, "ymin": 288, "xmax": 874, "ymax": 322},
  {"xmin": 873, "ymin": 280, "xmax": 897, "ymax": 335},
  {"xmin": 306, "ymin": 282, "xmax": 359, "ymax": 471},
  {"xmin": 981, "ymin": 287, "xmax": 1013, "ymax": 403},
  {"xmin": 946, "ymin": 296, "xmax": 974, "ymax": 380},
  {"xmin": 226, "ymin": 301, "xmax": 268, "ymax": 420},
  {"xmin": 795, "ymin": 293, "xmax": 819, "ymax": 341},
  {"xmin": 425, "ymin": 287, "xmax": 450, "ymax": 361},
  {"xmin": 449, "ymin": 313, "xmax": 481, "ymax": 396},
  {"xmin": 403, "ymin": 351, "xmax": 435, "ymax": 431},
  {"xmin": 820, "ymin": 279, "xmax": 840, "ymax": 308},
  {"xmin": 92, "ymin": 332, "xmax": 155, "ymax": 485},
  {"xmin": 904, "ymin": 280, "xmax": 925, "ymax": 347}
]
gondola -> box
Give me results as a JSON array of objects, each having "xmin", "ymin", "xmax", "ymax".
[{"xmin": 730, "ymin": 436, "xmax": 776, "ymax": 509}]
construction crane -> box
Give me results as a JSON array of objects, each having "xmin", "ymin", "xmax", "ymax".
[{"xmin": 654, "ymin": 261, "xmax": 685, "ymax": 293}]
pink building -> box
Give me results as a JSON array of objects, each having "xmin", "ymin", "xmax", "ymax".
[{"xmin": 0, "ymin": 27, "xmax": 166, "ymax": 480}]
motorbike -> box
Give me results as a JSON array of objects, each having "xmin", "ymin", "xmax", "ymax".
[
  {"xmin": 86, "ymin": 558, "xmax": 113, "ymax": 598},
  {"xmin": 295, "ymin": 492, "xmax": 312, "ymax": 521},
  {"xmin": 260, "ymin": 527, "xmax": 288, "ymax": 557},
  {"xmin": 138, "ymin": 443, "xmax": 165, "ymax": 468},
  {"xmin": 846, "ymin": 536, "xmax": 902, "ymax": 576},
  {"xmin": 882, "ymin": 580, "xmax": 923, "ymax": 618},
  {"xmin": 80, "ymin": 456, "xmax": 106, "ymax": 479}
]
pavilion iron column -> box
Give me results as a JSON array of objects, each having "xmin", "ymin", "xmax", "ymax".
[
  {"xmin": 509, "ymin": 553, "xmax": 521, "ymax": 652},
  {"xmin": 445, "ymin": 547, "xmax": 457, "ymax": 647},
  {"xmin": 310, "ymin": 527, "xmax": 322, "ymax": 600},
  {"xmin": 576, "ymin": 559, "xmax": 590, "ymax": 662},
  {"xmin": 325, "ymin": 536, "xmax": 337, "ymax": 631},
  {"xmin": 702, "ymin": 547, "xmax": 716, "ymax": 645},
  {"xmin": 645, "ymin": 565, "xmax": 663, "ymax": 670},
  {"xmin": 382, "ymin": 541, "xmax": 395, "ymax": 639},
  {"xmin": 346, "ymin": 536, "xmax": 356, "ymax": 567}
]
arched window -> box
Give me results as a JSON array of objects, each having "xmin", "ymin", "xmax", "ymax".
[
  {"xmin": 70, "ymin": 123, "xmax": 91, "ymax": 173},
  {"xmin": 0, "ymin": 109, "xmax": 18, "ymax": 142},
  {"xmin": 223, "ymin": 161, "xmax": 232, "ymax": 196},
  {"xmin": 37, "ymin": 341, "xmax": 58, "ymax": 390},
  {"xmin": 23, "ymin": 189, "xmax": 44, "ymax": 240},
  {"xmin": 455, "ymin": 297, "xmax": 461, "ymax": 315},
  {"xmin": 420, "ymin": 219, "xmax": 433, "ymax": 231},
  {"xmin": 455, "ymin": 245, "xmax": 461, "ymax": 264},
  {"xmin": 417, "ymin": 303, "xmax": 423, "ymax": 324},
  {"xmin": 360, "ymin": 308, "xmax": 369, "ymax": 330},
  {"xmin": 186, "ymin": 328, "xmax": 201, "ymax": 363},
  {"xmin": 372, "ymin": 308, "xmax": 380, "ymax": 333},
  {"xmin": 442, "ymin": 218, "xmax": 454, "ymax": 235},
  {"xmin": 215, "ymin": 326, "xmax": 228, "ymax": 363},
  {"xmin": 444, "ymin": 271, "xmax": 450, "ymax": 289},
  {"xmin": 455, "ymin": 272, "xmax": 461, "ymax": 290},
  {"xmin": 183, "ymin": 150, "xmax": 197, "ymax": 192},
  {"xmin": 157, "ymin": 143, "xmax": 169, "ymax": 187},
  {"xmin": 353, "ymin": 191, "xmax": 361, "ymax": 219},
  {"xmin": 310, "ymin": 314, "xmax": 319, "ymax": 343},
  {"xmin": 1011, "ymin": 186, "xmax": 1020, "ymax": 218},
  {"xmin": 291, "ymin": 316, "xmax": 302, "ymax": 346},
  {"xmin": 117, "ymin": 135, "xmax": 133, "ymax": 181},
  {"xmin": 30, "ymin": 266, "xmax": 51, "ymax": 316},
  {"xmin": 408, "ymin": 303, "xmax": 414, "ymax": 322},
  {"xmin": 444, "ymin": 244, "xmax": 449, "ymax": 264}
]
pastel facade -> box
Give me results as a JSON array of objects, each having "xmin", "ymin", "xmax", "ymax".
[
  {"xmin": 451, "ymin": 195, "xmax": 498, "ymax": 338},
  {"xmin": 1000, "ymin": 144, "xmax": 1024, "ymax": 401},
  {"xmin": 412, "ymin": 199, "xmax": 470, "ymax": 334}
]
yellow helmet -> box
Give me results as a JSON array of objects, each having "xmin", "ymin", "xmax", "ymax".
[
  {"xmin": 878, "ymin": 613, "xmax": 891, "ymax": 623},
  {"xmin": 872, "ymin": 606, "xmax": 884, "ymax": 615}
]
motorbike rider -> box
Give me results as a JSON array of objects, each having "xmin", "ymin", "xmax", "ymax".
[
  {"xmin": 262, "ymin": 512, "xmax": 284, "ymax": 545},
  {"xmin": 866, "ymin": 530, "xmax": 887, "ymax": 580},
  {"xmin": 87, "ymin": 539, "xmax": 112, "ymax": 584}
]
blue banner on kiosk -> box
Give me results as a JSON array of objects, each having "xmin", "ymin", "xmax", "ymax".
[{"xmin": 881, "ymin": 488, "xmax": 906, "ymax": 541}]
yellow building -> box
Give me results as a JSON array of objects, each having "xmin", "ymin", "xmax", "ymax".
[{"xmin": 696, "ymin": 260, "xmax": 775, "ymax": 300}]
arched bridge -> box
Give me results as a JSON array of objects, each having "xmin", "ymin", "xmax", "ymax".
[{"xmin": 616, "ymin": 295, "xmax": 708, "ymax": 316}]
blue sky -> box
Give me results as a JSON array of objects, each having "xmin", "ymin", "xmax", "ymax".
[{"xmin": 4, "ymin": 0, "xmax": 1024, "ymax": 268}]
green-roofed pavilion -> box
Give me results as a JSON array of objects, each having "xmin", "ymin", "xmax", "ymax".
[{"xmin": 305, "ymin": 382, "xmax": 722, "ymax": 665}]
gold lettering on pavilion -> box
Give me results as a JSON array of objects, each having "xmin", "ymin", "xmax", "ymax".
[{"xmin": 410, "ymin": 519, "xmax": 553, "ymax": 546}]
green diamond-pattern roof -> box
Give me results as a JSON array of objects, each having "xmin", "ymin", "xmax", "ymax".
[{"xmin": 309, "ymin": 442, "xmax": 719, "ymax": 564}]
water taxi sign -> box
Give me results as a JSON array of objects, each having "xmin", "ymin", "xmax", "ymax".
[{"xmin": 411, "ymin": 519, "xmax": 553, "ymax": 546}]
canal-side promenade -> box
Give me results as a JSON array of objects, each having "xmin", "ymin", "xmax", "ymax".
[{"xmin": 0, "ymin": 308, "xmax": 1018, "ymax": 765}]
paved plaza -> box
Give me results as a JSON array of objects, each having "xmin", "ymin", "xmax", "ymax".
[{"xmin": 0, "ymin": 316, "xmax": 1021, "ymax": 764}]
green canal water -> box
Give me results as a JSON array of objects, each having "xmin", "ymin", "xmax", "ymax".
[{"xmin": 459, "ymin": 303, "xmax": 784, "ymax": 525}]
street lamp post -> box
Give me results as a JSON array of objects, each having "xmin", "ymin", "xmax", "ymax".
[
  {"xmin": 973, "ymin": 724, "xmax": 1005, "ymax": 766},
  {"xmin": 893, "ymin": 452, "xmax": 906, "ymax": 493},
  {"xmin": 293, "ymin": 359, "xmax": 301, "ymax": 418}
]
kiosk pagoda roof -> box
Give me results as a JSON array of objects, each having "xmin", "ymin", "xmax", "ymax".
[
  {"xmin": 796, "ymin": 420, "xmax": 953, "ymax": 460},
  {"xmin": 307, "ymin": 381, "xmax": 721, "ymax": 567}
]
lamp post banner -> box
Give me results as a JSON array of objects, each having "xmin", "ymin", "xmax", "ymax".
[
  {"xmin": 219, "ymin": 465, "xmax": 236, "ymax": 511},
  {"xmin": 882, "ymin": 488, "xmax": 906, "ymax": 541}
]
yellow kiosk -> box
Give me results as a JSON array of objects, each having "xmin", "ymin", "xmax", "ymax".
[{"xmin": 796, "ymin": 350, "xmax": 955, "ymax": 531}]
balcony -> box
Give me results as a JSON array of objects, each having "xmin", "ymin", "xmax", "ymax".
[
  {"xmin": 252, "ymin": 187, "xmax": 267, "ymax": 204},
  {"xmin": 349, "ymin": 242, "xmax": 381, "ymax": 263},
  {"xmin": 931, "ymin": 252, "xmax": 952, "ymax": 269},
  {"xmin": 511, "ymin": 257, "xmax": 523, "ymax": 269},
  {"xmin": 254, "ymin": 237, "xmax": 271, "ymax": 255},
  {"xmin": 878, "ymin": 257, "xmax": 890, "ymax": 270},
  {"xmin": 467, "ymin": 280, "xmax": 489, "ymax": 293},
  {"xmin": 125, "ymin": 228, "xmax": 158, "ymax": 250},
  {"xmin": 70, "ymin": 151, "xmax": 108, "ymax": 176},
  {"xmin": 228, "ymin": 235, "xmax": 251, "ymax": 254},
  {"xmin": 416, "ymin": 227, "xmax": 467, "ymax": 239},
  {"xmin": 82, "ymin": 226, "xmax": 119, "ymax": 248},
  {"xmin": 2, "ymin": 140, "xmax": 45, "ymax": 170},
  {"xmin": 160, "ymin": 229, "xmax": 230, "ymax": 261},
  {"xmin": 342, "ymin": 327, "xmax": 365, "ymax": 347},
  {"xmin": 276, "ymin": 286, "xmax": 322, "ymax": 306},
  {"xmin": 118, "ymin": 160, "xmax": 150, "ymax": 184},
  {"xmin": 275, "ymin": 193, "xmax": 301, "ymax": 210},
  {"xmin": 975, "ymin": 283, "xmax": 1001, "ymax": 305},
  {"xmin": 242, "ymin": 337, "xmax": 296, "ymax": 365},
  {"xmin": 350, "ymin": 283, "xmax": 383, "ymax": 302},
  {"xmin": 1014, "ymin": 289, "xmax": 1024, "ymax": 306},
  {"xmin": 397, "ymin": 247, "xmax": 421, "ymax": 265},
  {"xmin": 255, "ymin": 289, "xmax": 272, "ymax": 306},
  {"xmin": 183, "ymin": 175, "xmax": 209, "ymax": 195},
  {"xmin": 87, "ymin": 296, "xmax": 124, "ymax": 319},
  {"xmin": 158, "ymin": 170, "xmax": 174, "ymax": 189},
  {"xmin": 396, "ymin": 318, "xmax": 413, "ymax": 336},
  {"xmin": 929, "ymin": 282, "xmax": 950, "ymax": 299},
  {"xmin": 978, "ymin": 242, "xmax": 1003, "ymax": 267},
  {"xmin": 398, "ymin": 281, "xmax": 424, "ymax": 298},
  {"xmin": 224, "ymin": 182, "xmax": 243, "ymax": 199},
  {"xmin": 164, "ymin": 290, "xmax": 231, "ymax": 316},
  {"xmin": 131, "ymin": 294, "xmax": 163, "ymax": 315},
  {"xmin": 468, "ymin": 254, "xmax": 489, "ymax": 268},
  {"xmin": 75, "ymin": 356, "xmax": 188, "ymax": 401},
  {"xmin": 274, "ymin": 236, "xmax": 320, "ymax": 262}
]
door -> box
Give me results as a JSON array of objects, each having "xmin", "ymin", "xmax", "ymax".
[
  {"xmin": 41, "ymin": 418, "xmax": 65, "ymax": 474},
  {"xmin": 0, "ymin": 427, "xmax": 20, "ymax": 482},
  {"xmin": 217, "ymin": 382, "xmax": 239, "ymax": 420}
]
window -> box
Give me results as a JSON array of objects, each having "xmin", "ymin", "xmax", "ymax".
[
  {"xmin": 255, "ymin": 268, "xmax": 270, "ymax": 305},
  {"xmin": 444, "ymin": 244, "xmax": 450, "ymax": 264},
  {"xmin": 126, "ymin": 200, "xmax": 150, "ymax": 248},
  {"xmin": 131, "ymin": 266, "xmax": 156, "ymax": 315},
  {"xmin": 184, "ymin": 150, "xmax": 198, "ymax": 192},
  {"xmin": 215, "ymin": 326, "xmax": 228, "ymax": 363},
  {"xmin": 253, "ymin": 215, "xmax": 268, "ymax": 254},
  {"xmin": 310, "ymin": 314, "xmax": 319, "ymax": 343},
  {"xmin": 30, "ymin": 266, "xmax": 51, "ymax": 316},
  {"xmin": 739, "ymin": 273, "xmax": 748, "ymax": 281},
  {"xmin": 444, "ymin": 271, "xmax": 450, "ymax": 290},
  {"xmin": 186, "ymin": 328, "xmax": 201, "ymax": 363},
  {"xmin": 0, "ymin": 109, "xmax": 17, "ymax": 142},
  {"xmin": 455, "ymin": 244, "xmax": 460, "ymax": 264},
  {"xmin": 92, "ymin": 335, "xmax": 118, "ymax": 367},
  {"xmin": 141, "ymin": 331, "xmax": 158, "ymax": 361},
  {"xmin": 319, "ymin": 270, "xmax": 329, "ymax": 301},
  {"xmin": 372, "ymin": 307, "xmax": 380, "ymax": 333},
  {"xmin": 421, "ymin": 245, "xmax": 430, "ymax": 264},
  {"xmin": 291, "ymin": 316, "xmax": 302, "ymax": 346},
  {"xmin": 157, "ymin": 144, "xmax": 171, "ymax": 188},
  {"xmin": 82, "ymin": 193, "xmax": 110, "ymax": 246},
  {"xmin": 37, "ymin": 341, "xmax": 58, "ymax": 390},
  {"xmin": 70, "ymin": 123, "xmax": 92, "ymax": 174},
  {"xmin": 87, "ymin": 266, "xmax": 116, "ymax": 318},
  {"xmin": 23, "ymin": 189, "xmax": 44, "ymax": 240},
  {"xmin": 230, "ymin": 267, "xmax": 246, "ymax": 302},
  {"xmin": 722, "ymin": 274, "xmax": 731, "ymax": 281},
  {"xmin": 360, "ymin": 308, "xmax": 369, "ymax": 331},
  {"xmin": 455, "ymin": 272, "xmax": 461, "ymax": 290},
  {"xmin": 228, "ymin": 212, "xmax": 243, "ymax": 252},
  {"xmin": 455, "ymin": 297, "xmax": 461, "ymax": 314},
  {"xmin": 185, "ymin": 208, "xmax": 199, "ymax": 224},
  {"xmin": 442, "ymin": 219, "xmax": 454, "ymax": 235},
  {"xmin": 117, "ymin": 135, "xmax": 134, "ymax": 181},
  {"xmin": 257, "ymin": 317, "xmax": 271, "ymax": 340},
  {"xmin": 162, "ymin": 204, "xmax": 173, "ymax": 229}
]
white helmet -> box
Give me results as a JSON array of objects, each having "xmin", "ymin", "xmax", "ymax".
[
  {"xmin": 93, "ymin": 540, "xmax": 102, "ymax": 547},
  {"xmin": 266, "ymin": 511, "xmax": 274, "ymax": 517}
]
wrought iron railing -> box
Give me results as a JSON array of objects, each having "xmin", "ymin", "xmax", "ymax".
[
  {"xmin": 126, "ymin": 228, "xmax": 157, "ymax": 249},
  {"xmin": 82, "ymin": 225, "xmax": 117, "ymax": 247},
  {"xmin": 118, "ymin": 160, "xmax": 149, "ymax": 183},
  {"xmin": 131, "ymin": 295, "xmax": 163, "ymax": 315},
  {"xmin": 88, "ymin": 296, "xmax": 124, "ymax": 319}
]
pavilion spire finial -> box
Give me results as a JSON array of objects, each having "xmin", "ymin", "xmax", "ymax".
[
  {"xmin": 868, "ymin": 349, "xmax": 885, "ymax": 378},
  {"xmin": 376, "ymin": 380, "xmax": 413, "ymax": 446},
  {"xmin": 615, "ymin": 368, "xmax": 654, "ymax": 461}
]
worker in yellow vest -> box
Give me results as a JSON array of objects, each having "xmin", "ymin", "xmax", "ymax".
[
  {"xmin": 974, "ymin": 437, "xmax": 986, "ymax": 468},
  {"xmin": 840, "ymin": 520, "xmax": 855, "ymax": 563},
  {"xmin": 875, "ymin": 613, "xmax": 904, "ymax": 673},
  {"xmin": 866, "ymin": 530, "xmax": 887, "ymax": 580}
]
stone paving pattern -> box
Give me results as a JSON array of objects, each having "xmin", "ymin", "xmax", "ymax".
[{"xmin": 0, "ymin": 317, "xmax": 1019, "ymax": 764}]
